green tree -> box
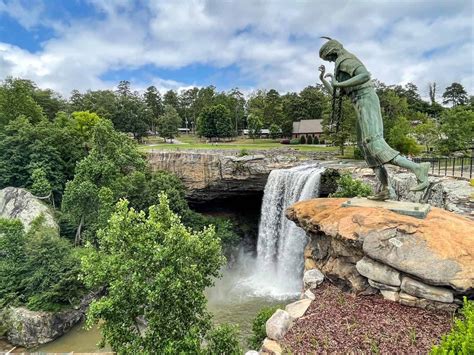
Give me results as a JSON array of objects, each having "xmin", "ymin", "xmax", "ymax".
[
  {"xmin": 442, "ymin": 82, "xmax": 469, "ymax": 107},
  {"xmin": 30, "ymin": 167, "xmax": 52, "ymax": 197},
  {"xmin": 144, "ymin": 86, "xmax": 163, "ymax": 133},
  {"xmin": 62, "ymin": 118, "xmax": 145, "ymax": 244},
  {"xmin": 157, "ymin": 105, "xmax": 181, "ymax": 142},
  {"xmin": 387, "ymin": 116, "xmax": 421, "ymax": 155},
  {"xmin": 0, "ymin": 77, "xmax": 44, "ymax": 127},
  {"xmin": 269, "ymin": 123, "xmax": 281, "ymax": 139},
  {"xmin": 197, "ymin": 104, "xmax": 233, "ymax": 140},
  {"xmin": 414, "ymin": 117, "xmax": 439, "ymax": 152},
  {"xmin": 0, "ymin": 217, "xmax": 85, "ymax": 311},
  {"xmin": 299, "ymin": 86, "xmax": 327, "ymax": 120},
  {"xmin": 264, "ymin": 89, "xmax": 283, "ymax": 127},
  {"xmin": 81, "ymin": 195, "xmax": 225, "ymax": 353},
  {"xmin": 437, "ymin": 106, "xmax": 474, "ymax": 154},
  {"xmin": 0, "ymin": 114, "xmax": 86, "ymax": 203},
  {"xmin": 247, "ymin": 112, "xmax": 263, "ymax": 139}
]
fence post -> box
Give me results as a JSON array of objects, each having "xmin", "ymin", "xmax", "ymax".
[{"xmin": 444, "ymin": 158, "xmax": 447, "ymax": 176}]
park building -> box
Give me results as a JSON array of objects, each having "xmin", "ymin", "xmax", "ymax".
[{"xmin": 292, "ymin": 119, "xmax": 324, "ymax": 142}]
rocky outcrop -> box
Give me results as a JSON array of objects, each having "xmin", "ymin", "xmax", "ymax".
[
  {"xmin": 147, "ymin": 149, "xmax": 337, "ymax": 201},
  {"xmin": 1, "ymin": 292, "xmax": 97, "ymax": 348},
  {"xmin": 286, "ymin": 198, "xmax": 474, "ymax": 309},
  {"xmin": 0, "ymin": 187, "xmax": 58, "ymax": 233},
  {"xmin": 334, "ymin": 163, "xmax": 474, "ymax": 218}
]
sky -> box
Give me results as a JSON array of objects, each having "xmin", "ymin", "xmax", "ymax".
[{"xmin": 0, "ymin": 0, "xmax": 473, "ymax": 99}]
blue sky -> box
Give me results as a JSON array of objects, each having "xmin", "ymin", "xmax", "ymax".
[{"xmin": 0, "ymin": 0, "xmax": 472, "ymax": 98}]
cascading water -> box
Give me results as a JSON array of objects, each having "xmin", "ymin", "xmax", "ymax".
[{"xmin": 250, "ymin": 164, "xmax": 326, "ymax": 298}]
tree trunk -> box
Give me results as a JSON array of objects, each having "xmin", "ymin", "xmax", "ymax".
[{"xmin": 75, "ymin": 215, "xmax": 84, "ymax": 246}]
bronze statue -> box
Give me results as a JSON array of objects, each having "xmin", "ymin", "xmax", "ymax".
[{"xmin": 318, "ymin": 38, "xmax": 429, "ymax": 200}]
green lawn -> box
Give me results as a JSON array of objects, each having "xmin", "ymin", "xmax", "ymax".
[{"xmin": 139, "ymin": 135, "xmax": 341, "ymax": 152}]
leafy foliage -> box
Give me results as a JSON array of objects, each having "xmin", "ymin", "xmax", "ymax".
[
  {"xmin": 387, "ymin": 116, "xmax": 421, "ymax": 155},
  {"xmin": 431, "ymin": 297, "xmax": 474, "ymax": 354},
  {"xmin": 205, "ymin": 324, "xmax": 242, "ymax": 355},
  {"xmin": 157, "ymin": 104, "xmax": 181, "ymax": 141},
  {"xmin": 248, "ymin": 306, "xmax": 281, "ymax": 349},
  {"xmin": 331, "ymin": 173, "xmax": 372, "ymax": 198},
  {"xmin": 197, "ymin": 104, "xmax": 234, "ymax": 140},
  {"xmin": 0, "ymin": 217, "xmax": 86, "ymax": 311},
  {"xmin": 437, "ymin": 106, "xmax": 474, "ymax": 154},
  {"xmin": 30, "ymin": 167, "xmax": 52, "ymax": 197},
  {"xmin": 81, "ymin": 195, "xmax": 225, "ymax": 353}
]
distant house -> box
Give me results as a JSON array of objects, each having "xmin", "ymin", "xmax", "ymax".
[
  {"xmin": 242, "ymin": 129, "xmax": 272, "ymax": 137},
  {"xmin": 292, "ymin": 119, "xmax": 323, "ymax": 141}
]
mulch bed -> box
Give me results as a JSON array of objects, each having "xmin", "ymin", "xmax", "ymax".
[{"xmin": 282, "ymin": 282, "xmax": 454, "ymax": 354}]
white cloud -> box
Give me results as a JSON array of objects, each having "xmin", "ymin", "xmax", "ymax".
[{"xmin": 0, "ymin": 0, "xmax": 472, "ymax": 98}]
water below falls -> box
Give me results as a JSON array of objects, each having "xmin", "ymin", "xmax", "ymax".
[{"xmin": 32, "ymin": 164, "xmax": 325, "ymax": 352}]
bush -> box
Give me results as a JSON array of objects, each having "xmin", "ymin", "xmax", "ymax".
[
  {"xmin": 248, "ymin": 306, "xmax": 281, "ymax": 349},
  {"xmin": 431, "ymin": 297, "xmax": 474, "ymax": 354},
  {"xmin": 280, "ymin": 139, "xmax": 290, "ymax": 145},
  {"xmin": 238, "ymin": 149, "xmax": 249, "ymax": 157},
  {"xmin": 354, "ymin": 147, "xmax": 364, "ymax": 160},
  {"xmin": 330, "ymin": 173, "xmax": 372, "ymax": 198},
  {"xmin": 307, "ymin": 135, "xmax": 313, "ymax": 145},
  {"xmin": 313, "ymin": 136, "xmax": 320, "ymax": 144},
  {"xmin": 290, "ymin": 138, "xmax": 300, "ymax": 145},
  {"xmin": 205, "ymin": 324, "xmax": 242, "ymax": 355},
  {"xmin": 299, "ymin": 135, "xmax": 307, "ymax": 144},
  {"xmin": 0, "ymin": 216, "xmax": 86, "ymax": 311}
]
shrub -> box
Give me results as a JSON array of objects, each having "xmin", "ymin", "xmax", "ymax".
[
  {"xmin": 280, "ymin": 139, "xmax": 290, "ymax": 145},
  {"xmin": 313, "ymin": 136, "xmax": 320, "ymax": 144},
  {"xmin": 0, "ymin": 216, "xmax": 86, "ymax": 311},
  {"xmin": 299, "ymin": 135, "xmax": 307, "ymax": 144},
  {"xmin": 354, "ymin": 147, "xmax": 364, "ymax": 160},
  {"xmin": 431, "ymin": 297, "xmax": 474, "ymax": 354},
  {"xmin": 238, "ymin": 149, "xmax": 249, "ymax": 157},
  {"xmin": 248, "ymin": 306, "xmax": 281, "ymax": 349},
  {"xmin": 290, "ymin": 138, "xmax": 300, "ymax": 145},
  {"xmin": 205, "ymin": 324, "xmax": 242, "ymax": 355},
  {"xmin": 307, "ymin": 135, "xmax": 313, "ymax": 145},
  {"xmin": 330, "ymin": 173, "xmax": 372, "ymax": 198}
]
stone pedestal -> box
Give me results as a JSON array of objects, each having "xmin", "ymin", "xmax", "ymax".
[{"xmin": 342, "ymin": 197, "xmax": 431, "ymax": 219}]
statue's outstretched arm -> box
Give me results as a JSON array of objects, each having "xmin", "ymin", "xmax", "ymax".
[
  {"xmin": 318, "ymin": 65, "xmax": 333, "ymax": 95},
  {"xmin": 334, "ymin": 67, "xmax": 371, "ymax": 88}
]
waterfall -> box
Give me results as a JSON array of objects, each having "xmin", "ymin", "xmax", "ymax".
[{"xmin": 251, "ymin": 164, "xmax": 326, "ymax": 298}]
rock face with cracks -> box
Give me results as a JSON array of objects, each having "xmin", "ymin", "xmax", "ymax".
[{"xmin": 286, "ymin": 198, "xmax": 474, "ymax": 308}]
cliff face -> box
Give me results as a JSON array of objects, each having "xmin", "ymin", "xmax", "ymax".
[
  {"xmin": 147, "ymin": 149, "xmax": 337, "ymax": 202},
  {"xmin": 286, "ymin": 198, "xmax": 474, "ymax": 310}
]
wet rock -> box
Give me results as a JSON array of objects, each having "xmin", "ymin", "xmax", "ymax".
[
  {"xmin": 303, "ymin": 269, "xmax": 324, "ymax": 289},
  {"xmin": 285, "ymin": 299, "xmax": 312, "ymax": 319},
  {"xmin": 401, "ymin": 277, "xmax": 453, "ymax": 303},
  {"xmin": 266, "ymin": 309, "xmax": 292, "ymax": 341},
  {"xmin": 356, "ymin": 256, "xmax": 401, "ymax": 286},
  {"xmin": 0, "ymin": 187, "xmax": 58, "ymax": 233}
]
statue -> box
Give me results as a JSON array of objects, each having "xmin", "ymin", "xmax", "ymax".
[{"xmin": 318, "ymin": 38, "xmax": 430, "ymax": 201}]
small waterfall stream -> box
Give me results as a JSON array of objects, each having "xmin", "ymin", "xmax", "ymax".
[{"xmin": 250, "ymin": 164, "xmax": 326, "ymax": 298}]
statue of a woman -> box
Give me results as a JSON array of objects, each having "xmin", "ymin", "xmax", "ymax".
[{"xmin": 318, "ymin": 38, "xmax": 429, "ymax": 200}]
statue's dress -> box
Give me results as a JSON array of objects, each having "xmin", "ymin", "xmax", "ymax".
[{"xmin": 336, "ymin": 54, "xmax": 399, "ymax": 168}]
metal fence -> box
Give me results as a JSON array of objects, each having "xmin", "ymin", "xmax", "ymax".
[{"xmin": 413, "ymin": 156, "xmax": 473, "ymax": 179}]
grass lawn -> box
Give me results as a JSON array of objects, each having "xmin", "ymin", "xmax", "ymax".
[{"xmin": 140, "ymin": 134, "xmax": 345, "ymax": 153}]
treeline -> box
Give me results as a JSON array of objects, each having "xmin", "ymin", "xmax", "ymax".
[{"xmin": 1, "ymin": 76, "xmax": 472, "ymax": 155}]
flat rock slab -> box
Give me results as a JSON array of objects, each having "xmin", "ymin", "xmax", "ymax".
[
  {"xmin": 285, "ymin": 299, "xmax": 312, "ymax": 319},
  {"xmin": 342, "ymin": 197, "xmax": 431, "ymax": 219}
]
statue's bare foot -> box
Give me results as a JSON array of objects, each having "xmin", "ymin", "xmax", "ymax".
[
  {"xmin": 367, "ymin": 188, "xmax": 390, "ymax": 201},
  {"xmin": 410, "ymin": 162, "xmax": 430, "ymax": 191}
]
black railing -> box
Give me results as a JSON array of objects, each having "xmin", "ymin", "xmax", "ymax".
[{"xmin": 413, "ymin": 156, "xmax": 473, "ymax": 179}]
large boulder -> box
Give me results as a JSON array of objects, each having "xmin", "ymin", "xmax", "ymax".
[
  {"xmin": 286, "ymin": 198, "xmax": 474, "ymax": 293},
  {"xmin": 0, "ymin": 187, "xmax": 58, "ymax": 233},
  {"xmin": 265, "ymin": 309, "xmax": 292, "ymax": 341}
]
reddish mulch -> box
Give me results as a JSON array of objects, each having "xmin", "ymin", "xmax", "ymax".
[{"xmin": 282, "ymin": 283, "xmax": 454, "ymax": 354}]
